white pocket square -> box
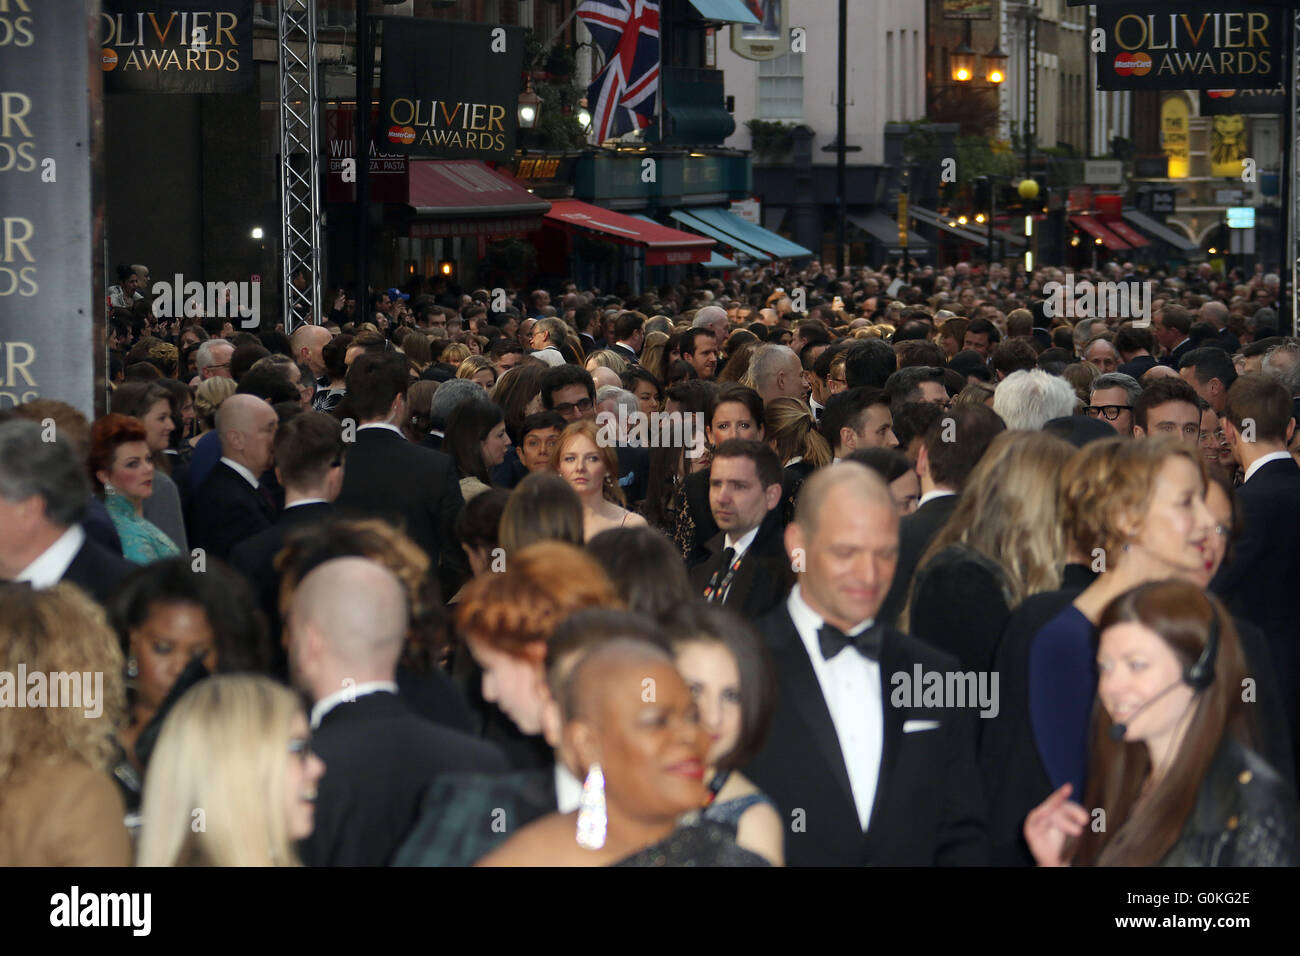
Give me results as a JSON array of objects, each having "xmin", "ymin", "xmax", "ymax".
[{"xmin": 903, "ymin": 720, "xmax": 940, "ymax": 733}]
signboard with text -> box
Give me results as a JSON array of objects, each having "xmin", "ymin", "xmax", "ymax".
[
  {"xmin": 378, "ymin": 19, "xmax": 525, "ymax": 162},
  {"xmin": 325, "ymin": 108, "xmax": 408, "ymax": 204},
  {"xmin": 1097, "ymin": 5, "xmax": 1282, "ymax": 91},
  {"xmin": 0, "ymin": 0, "xmax": 103, "ymax": 416},
  {"xmin": 100, "ymin": 1, "xmax": 254, "ymax": 94}
]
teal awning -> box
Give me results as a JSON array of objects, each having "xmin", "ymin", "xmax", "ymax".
[
  {"xmin": 680, "ymin": 206, "xmax": 814, "ymax": 260},
  {"xmin": 670, "ymin": 210, "xmax": 772, "ymax": 261},
  {"xmin": 631, "ymin": 214, "xmax": 737, "ymax": 269},
  {"xmin": 849, "ymin": 212, "xmax": 932, "ymax": 254},
  {"xmin": 688, "ymin": 0, "xmax": 760, "ymax": 24}
]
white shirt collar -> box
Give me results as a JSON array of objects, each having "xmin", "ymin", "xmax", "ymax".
[
  {"xmin": 616, "ymin": 339, "xmax": 640, "ymax": 355},
  {"xmin": 310, "ymin": 680, "xmax": 399, "ymax": 729},
  {"xmin": 724, "ymin": 524, "xmax": 761, "ymax": 558},
  {"xmin": 219, "ymin": 456, "xmax": 260, "ymax": 489},
  {"xmin": 16, "ymin": 525, "xmax": 85, "ymax": 589},
  {"xmin": 357, "ymin": 422, "xmax": 405, "ymax": 438},
  {"xmin": 555, "ymin": 763, "xmax": 584, "ymax": 814},
  {"xmin": 1243, "ymin": 450, "xmax": 1294, "ymax": 484},
  {"xmin": 787, "ymin": 582, "xmax": 875, "ymax": 644},
  {"xmin": 918, "ymin": 489, "xmax": 956, "ymax": 509},
  {"xmin": 285, "ymin": 498, "xmax": 329, "ymax": 509}
]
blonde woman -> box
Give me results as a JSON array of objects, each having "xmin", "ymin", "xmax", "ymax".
[
  {"xmin": 439, "ymin": 342, "xmax": 472, "ymax": 366},
  {"xmin": 585, "ymin": 349, "xmax": 630, "ymax": 376},
  {"xmin": 639, "ymin": 330, "xmax": 670, "ymax": 381},
  {"xmin": 137, "ymin": 674, "xmax": 325, "ymax": 866},
  {"xmin": 456, "ymin": 355, "xmax": 498, "ymax": 390},
  {"xmin": 190, "ymin": 377, "xmax": 236, "ymax": 451},
  {"xmin": 0, "ymin": 584, "xmax": 129, "ymax": 866},
  {"xmin": 904, "ymin": 431, "xmax": 1075, "ymax": 670},
  {"xmin": 552, "ymin": 419, "xmax": 647, "ymax": 539}
]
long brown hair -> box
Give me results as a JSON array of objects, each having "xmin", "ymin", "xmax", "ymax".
[{"xmin": 1071, "ymin": 581, "xmax": 1249, "ymax": 866}]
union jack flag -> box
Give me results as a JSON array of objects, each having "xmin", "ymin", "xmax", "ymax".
[{"xmin": 577, "ymin": 0, "xmax": 660, "ymax": 143}]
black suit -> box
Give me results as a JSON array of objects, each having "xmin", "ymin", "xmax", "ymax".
[
  {"xmin": 189, "ymin": 461, "xmax": 276, "ymax": 562},
  {"xmin": 229, "ymin": 501, "xmax": 334, "ymax": 677},
  {"xmin": 335, "ymin": 427, "xmax": 468, "ymax": 598},
  {"xmin": 745, "ymin": 600, "xmax": 990, "ymax": 866},
  {"xmin": 879, "ymin": 493, "xmax": 959, "ymax": 626},
  {"xmin": 61, "ymin": 535, "xmax": 134, "ymax": 607},
  {"xmin": 1164, "ymin": 337, "xmax": 1194, "ymax": 369},
  {"xmin": 1212, "ymin": 456, "xmax": 1300, "ymax": 773},
  {"xmin": 300, "ymin": 691, "xmax": 507, "ymax": 867},
  {"xmin": 688, "ymin": 509, "xmax": 791, "ymax": 620},
  {"xmin": 610, "ymin": 342, "xmax": 639, "ymax": 365}
]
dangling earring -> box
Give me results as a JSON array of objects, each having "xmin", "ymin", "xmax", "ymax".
[
  {"xmin": 576, "ymin": 762, "xmax": 607, "ymax": 850},
  {"xmin": 104, "ymin": 482, "xmax": 117, "ymax": 496},
  {"xmin": 126, "ymin": 656, "xmax": 139, "ymax": 679}
]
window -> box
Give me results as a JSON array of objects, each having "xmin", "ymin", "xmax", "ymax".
[{"xmin": 758, "ymin": 51, "xmax": 803, "ymax": 121}]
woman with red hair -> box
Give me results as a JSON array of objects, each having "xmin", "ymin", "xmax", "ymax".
[{"xmin": 88, "ymin": 414, "xmax": 181, "ymax": 565}]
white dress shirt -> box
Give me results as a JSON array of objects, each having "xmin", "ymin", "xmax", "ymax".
[
  {"xmin": 723, "ymin": 524, "xmax": 760, "ymax": 560},
  {"xmin": 357, "ymin": 422, "xmax": 405, "ymax": 438},
  {"xmin": 15, "ymin": 525, "xmax": 85, "ymax": 589},
  {"xmin": 310, "ymin": 680, "xmax": 399, "ymax": 729},
  {"xmin": 285, "ymin": 498, "xmax": 329, "ymax": 510},
  {"xmin": 1243, "ymin": 450, "xmax": 1294, "ymax": 484},
  {"xmin": 219, "ymin": 456, "xmax": 259, "ymax": 489},
  {"xmin": 917, "ymin": 489, "xmax": 956, "ymax": 509},
  {"xmin": 786, "ymin": 584, "xmax": 883, "ymax": 830},
  {"xmin": 555, "ymin": 764, "xmax": 584, "ymax": 814}
]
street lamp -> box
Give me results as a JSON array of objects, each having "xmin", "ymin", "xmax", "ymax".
[
  {"xmin": 518, "ymin": 82, "xmax": 542, "ymax": 129},
  {"xmin": 985, "ymin": 44, "xmax": 1008, "ymax": 85},
  {"xmin": 951, "ymin": 40, "xmax": 976, "ymax": 83}
]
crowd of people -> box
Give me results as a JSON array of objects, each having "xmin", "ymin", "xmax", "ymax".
[{"xmin": 2, "ymin": 256, "xmax": 1299, "ymax": 867}]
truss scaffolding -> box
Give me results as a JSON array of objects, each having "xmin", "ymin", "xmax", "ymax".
[{"xmin": 277, "ymin": 0, "xmax": 322, "ymax": 332}]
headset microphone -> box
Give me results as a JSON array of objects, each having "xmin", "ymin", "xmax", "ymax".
[{"xmin": 1107, "ymin": 602, "xmax": 1221, "ymax": 742}]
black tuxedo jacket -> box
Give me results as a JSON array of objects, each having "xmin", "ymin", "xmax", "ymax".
[
  {"xmin": 300, "ymin": 691, "xmax": 507, "ymax": 867},
  {"xmin": 61, "ymin": 536, "xmax": 134, "ymax": 607},
  {"xmin": 229, "ymin": 501, "xmax": 334, "ymax": 675},
  {"xmin": 744, "ymin": 602, "xmax": 990, "ymax": 867},
  {"xmin": 1212, "ymin": 456, "xmax": 1300, "ymax": 768},
  {"xmin": 1164, "ymin": 337, "xmax": 1194, "ymax": 369},
  {"xmin": 688, "ymin": 509, "xmax": 791, "ymax": 621},
  {"xmin": 335, "ymin": 427, "xmax": 468, "ymax": 597},
  {"xmin": 879, "ymin": 493, "xmax": 959, "ymax": 626},
  {"xmin": 610, "ymin": 342, "xmax": 639, "ymax": 365},
  {"xmin": 189, "ymin": 461, "xmax": 276, "ymax": 562}
]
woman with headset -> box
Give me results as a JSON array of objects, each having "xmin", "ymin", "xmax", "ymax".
[{"xmin": 1025, "ymin": 580, "xmax": 1300, "ymax": 866}]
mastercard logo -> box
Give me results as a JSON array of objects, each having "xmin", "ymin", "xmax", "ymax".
[
  {"xmin": 388, "ymin": 126, "xmax": 416, "ymax": 146},
  {"xmin": 1114, "ymin": 52, "xmax": 1151, "ymax": 77},
  {"xmin": 102, "ymin": 49, "xmax": 118, "ymax": 71}
]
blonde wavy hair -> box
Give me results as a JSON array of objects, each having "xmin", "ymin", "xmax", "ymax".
[
  {"xmin": 905, "ymin": 432, "xmax": 1073, "ymax": 626},
  {"xmin": 439, "ymin": 342, "xmax": 472, "ymax": 365},
  {"xmin": 639, "ymin": 331, "xmax": 670, "ymax": 381},
  {"xmin": 456, "ymin": 354, "xmax": 498, "ymax": 386},
  {"xmin": 585, "ymin": 349, "xmax": 630, "ymax": 375},
  {"xmin": 0, "ymin": 583, "xmax": 125, "ymax": 789},
  {"xmin": 193, "ymin": 377, "xmax": 237, "ymax": 431},
  {"xmin": 764, "ymin": 397, "xmax": 832, "ymax": 468},
  {"xmin": 1062, "ymin": 435, "xmax": 1206, "ymax": 559},
  {"xmin": 137, "ymin": 674, "xmax": 305, "ymax": 866}
]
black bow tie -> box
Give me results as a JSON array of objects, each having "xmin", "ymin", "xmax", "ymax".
[{"xmin": 818, "ymin": 622, "xmax": 884, "ymax": 662}]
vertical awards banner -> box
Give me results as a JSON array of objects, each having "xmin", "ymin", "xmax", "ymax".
[
  {"xmin": 378, "ymin": 19, "xmax": 526, "ymax": 162},
  {"xmin": 0, "ymin": 0, "xmax": 104, "ymax": 417},
  {"xmin": 100, "ymin": 1, "xmax": 254, "ymax": 93}
]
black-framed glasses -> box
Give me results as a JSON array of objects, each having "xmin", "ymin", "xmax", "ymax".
[
  {"xmin": 1084, "ymin": 404, "xmax": 1133, "ymax": 422},
  {"xmin": 553, "ymin": 398, "xmax": 594, "ymax": 416}
]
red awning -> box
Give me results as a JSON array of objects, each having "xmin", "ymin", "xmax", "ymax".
[
  {"xmin": 1104, "ymin": 219, "xmax": 1152, "ymax": 248},
  {"xmin": 406, "ymin": 161, "xmax": 551, "ymax": 238},
  {"xmin": 544, "ymin": 199, "xmax": 715, "ymax": 265},
  {"xmin": 1070, "ymin": 215, "xmax": 1131, "ymax": 251}
]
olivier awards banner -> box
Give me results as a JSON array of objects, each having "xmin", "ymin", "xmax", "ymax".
[
  {"xmin": 100, "ymin": 0, "xmax": 254, "ymax": 94},
  {"xmin": 378, "ymin": 19, "xmax": 526, "ymax": 163},
  {"xmin": 0, "ymin": 0, "xmax": 103, "ymax": 417},
  {"xmin": 1096, "ymin": 4, "xmax": 1283, "ymax": 91}
]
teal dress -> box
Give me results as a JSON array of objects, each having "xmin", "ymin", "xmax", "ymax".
[{"xmin": 104, "ymin": 491, "xmax": 181, "ymax": 565}]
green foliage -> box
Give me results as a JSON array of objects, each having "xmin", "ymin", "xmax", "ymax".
[{"xmin": 746, "ymin": 119, "xmax": 795, "ymax": 157}]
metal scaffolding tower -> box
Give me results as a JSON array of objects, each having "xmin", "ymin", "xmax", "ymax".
[{"xmin": 277, "ymin": 0, "xmax": 322, "ymax": 333}]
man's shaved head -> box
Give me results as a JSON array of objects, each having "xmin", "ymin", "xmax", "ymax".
[
  {"xmin": 215, "ymin": 392, "xmax": 271, "ymax": 435},
  {"xmin": 794, "ymin": 461, "xmax": 895, "ymax": 536},
  {"xmin": 291, "ymin": 557, "xmax": 408, "ymax": 672}
]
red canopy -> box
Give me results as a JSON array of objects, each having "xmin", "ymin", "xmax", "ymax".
[{"xmin": 544, "ymin": 200, "xmax": 714, "ymax": 265}]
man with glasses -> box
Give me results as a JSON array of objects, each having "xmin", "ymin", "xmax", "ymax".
[
  {"xmin": 1132, "ymin": 377, "xmax": 1202, "ymax": 443},
  {"xmin": 1084, "ymin": 372, "xmax": 1141, "ymax": 437},
  {"xmin": 195, "ymin": 339, "xmax": 235, "ymax": 381},
  {"xmin": 884, "ymin": 366, "xmax": 950, "ymax": 410}
]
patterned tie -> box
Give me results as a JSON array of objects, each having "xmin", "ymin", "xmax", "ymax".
[
  {"xmin": 703, "ymin": 547, "xmax": 737, "ymax": 603},
  {"xmin": 818, "ymin": 622, "xmax": 884, "ymax": 662}
]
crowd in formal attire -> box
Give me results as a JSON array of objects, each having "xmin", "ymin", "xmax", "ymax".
[{"xmin": 3, "ymin": 257, "xmax": 1300, "ymax": 867}]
